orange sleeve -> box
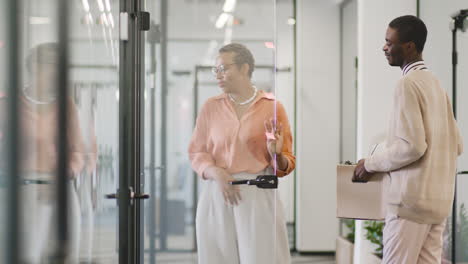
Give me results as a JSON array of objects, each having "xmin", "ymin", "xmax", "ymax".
[
  {"xmin": 188, "ymin": 102, "xmax": 216, "ymax": 179},
  {"xmin": 271, "ymin": 102, "xmax": 295, "ymax": 177},
  {"xmin": 86, "ymin": 117, "xmax": 98, "ymax": 174}
]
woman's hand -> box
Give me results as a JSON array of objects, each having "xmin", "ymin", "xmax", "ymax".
[
  {"xmin": 264, "ymin": 118, "xmax": 284, "ymax": 157},
  {"xmin": 264, "ymin": 118, "xmax": 289, "ymax": 171},
  {"xmin": 204, "ymin": 166, "xmax": 241, "ymax": 206}
]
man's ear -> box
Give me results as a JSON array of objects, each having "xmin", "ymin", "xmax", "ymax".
[{"xmin": 406, "ymin": 41, "xmax": 416, "ymax": 53}]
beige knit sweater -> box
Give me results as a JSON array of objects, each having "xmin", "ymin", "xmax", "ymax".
[{"xmin": 365, "ymin": 69, "xmax": 464, "ymax": 224}]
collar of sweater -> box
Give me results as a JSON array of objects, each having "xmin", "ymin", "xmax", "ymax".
[{"xmin": 402, "ymin": 60, "xmax": 428, "ymax": 76}]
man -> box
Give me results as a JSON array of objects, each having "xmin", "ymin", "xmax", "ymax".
[{"xmin": 353, "ymin": 15, "xmax": 464, "ymax": 263}]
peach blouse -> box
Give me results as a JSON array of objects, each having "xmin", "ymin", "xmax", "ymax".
[
  {"xmin": 0, "ymin": 95, "xmax": 85, "ymax": 176},
  {"xmin": 189, "ymin": 90, "xmax": 295, "ymax": 178}
]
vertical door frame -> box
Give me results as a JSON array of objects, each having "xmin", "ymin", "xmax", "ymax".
[{"xmin": 119, "ymin": 0, "xmax": 146, "ymax": 262}]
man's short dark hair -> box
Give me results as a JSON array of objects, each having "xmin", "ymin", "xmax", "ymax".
[
  {"xmin": 219, "ymin": 43, "xmax": 255, "ymax": 78},
  {"xmin": 389, "ymin": 15, "xmax": 427, "ymax": 53}
]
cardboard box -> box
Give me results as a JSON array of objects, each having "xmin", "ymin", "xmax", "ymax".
[{"xmin": 336, "ymin": 164, "xmax": 389, "ymax": 220}]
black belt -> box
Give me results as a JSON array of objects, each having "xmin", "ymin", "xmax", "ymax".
[
  {"xmin": 230, "ymin": 175, "xmax": 278, "ymax": 189},
  {"xmin": 21, "ymin": 179, "xmax": 54, "ymax": 185}
]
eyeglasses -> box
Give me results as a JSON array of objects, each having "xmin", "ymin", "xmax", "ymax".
[{"xmin": 211, "ymin": 63, "xmax": 237, "ymax": 76}]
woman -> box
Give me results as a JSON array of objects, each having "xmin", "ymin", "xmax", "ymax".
[
  {"xmin": 0, "ymin": 43, "xmax": 86, "ymax": 263},
  {"xmin": 189, "ymin": 43, "xmax": 295, "ymax": 264}
]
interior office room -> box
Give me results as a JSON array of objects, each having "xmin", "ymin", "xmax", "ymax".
[{"xmin": 0, "ymin": 0, "xmax": 467, "ymax": 263}]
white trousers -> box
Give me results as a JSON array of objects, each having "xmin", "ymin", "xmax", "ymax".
[
  {"xmin": 196, "ymin": 172, "xmax": 291, "ymax": 264},
  {"xmin": 382, "ymin": 213, "xmax": 445, "ymax": 264},
  {"xmin": 20, "ymin": 178, "xmax": 81, "ymax": 264},
  {"xmin": 77, "ymin": 172, "xmax": 95, "ymax": 262}
]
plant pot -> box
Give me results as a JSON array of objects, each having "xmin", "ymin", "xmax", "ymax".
[
  {"xmin": 364, "ymin": 252, "xmax": 382, "ymax": 264},
  {"xmin": 336, "ymin": 236, "xmax": 354, "ymax": 264}
]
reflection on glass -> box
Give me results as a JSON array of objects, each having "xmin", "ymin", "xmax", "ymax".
[
  {"xmin": 145, "ymin": 0, "xmax": 295, "ymax": 261},
  {"xmin": 14, "ymin": 43, "xmax": 85, "ymax": 263},
  {"xmin": 188, "ymin": 43, "xmax": 295, "ymax": 264},
  {"xmin": 69, "ymin": 0, "xmax": 121, "ymax": 261}
]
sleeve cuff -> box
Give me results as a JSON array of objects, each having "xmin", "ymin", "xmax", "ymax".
[
  {"xmin": 197, "ymin": 162, "xmax": 215, "ymax": 180},
  {"xmin": 364, "ymin": 158, "xmax": 376, "ymax": 173},
  {"xmin": 271, "ymin": 156, "xmax": 291, "ymax": 177}
]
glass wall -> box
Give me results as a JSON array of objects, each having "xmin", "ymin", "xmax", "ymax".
[
  {"xmin": 0, "ymin": 0, "xmax": 7, "ymax": 262},
  {"xmin": 68, "ymin": 0, "xmax": 120, "ymax": 262},
  {"xmin": 1, "ymin": 0, "xmax": 121, "ymax": 262},
  {"xmin": 18, "ymin": 1, "xmax": 62, "ymax": 262},
  {"xmin": 0, "ymin": 0, "xmax": 297, "ymax": 263},
  {"xmin": 420, "ymin": 1, "xmax": 468, "ymax": 262},
  {"xmin": 143, "ymin": 0, "xmax": 296, "ymax": 262}
]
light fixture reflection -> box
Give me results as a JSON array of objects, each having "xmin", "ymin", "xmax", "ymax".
[
  {"xmin": 215, "ymin": 13, "xmax": 230, "ymax": 29},
  {"xmin": 30, "ymin": 16, "xmax": 51, "ymax": 25},
  {"xmin": 81, "ymin": 0, "xmax": 90, "ymax": 12},
  {"xmin": 87, "ymin": 13, "xmax": 94, "ymax": 24},
  {"xmin": 97, "ymin": 0, "xmax": 105, "ymax": 12},
  {"xmin": 101, "ymin": 13, "xmax": 109, "ymax": 26},
  {"xmin": 104, "ymin": 0, "xmax": 111, "ymax": 12},
  {"xmin": 223, "ymin": 0, "xmax": 236, "ymax": 13},
  {"xmin": 287, "ymin": 17, "xmax": 296, "ymax": 25},
  {"xmin": 108, "ymin": 13, "xmax": 114, "ymax": 28}
]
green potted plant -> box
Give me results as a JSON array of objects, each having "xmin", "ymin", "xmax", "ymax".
[
  {"xmin": 364, "ymin": 220, "xmax": 384, "ymax": 263},
  {"xmin": 336, "ymin": 219, "xmax": 355, "ymax": 264},
  {"xmin": 456, "ymin": 203, "xmax": 468, "ymax": 262},
  {"xmin": 443, "ymin": 203, "xmax": 468, "ymax": 264}
]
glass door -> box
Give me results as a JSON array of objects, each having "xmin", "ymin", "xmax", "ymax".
[
  {"xmin": 0, "ymin": 0, "xmax": 149, "ymax": 263},
  {"xmin": 68, "ymin": 0, "xmax": 121, "ymax": 262},
  {"xmin": 143, "ymin": 0, "xmax": 296, "ymax": 263}
]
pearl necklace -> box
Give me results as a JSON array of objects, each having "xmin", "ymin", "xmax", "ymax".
[
  {"xmin": 22, "ymin": 86, "xmax": 57, "ymax": 105},
  {"xmin": 228, "ymin": 86, "xmax": 257, "ymax": 106}
]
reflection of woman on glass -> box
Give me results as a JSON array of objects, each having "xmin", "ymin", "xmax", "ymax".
[
  {"xmin": 0, "ymin": 43, "xmax": 85, "ymax": 263},
  {"xmin": 189, "ymin": 43, "xmax": 295, "ymax": 264}
]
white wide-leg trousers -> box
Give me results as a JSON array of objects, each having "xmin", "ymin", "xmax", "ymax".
[{"xmin": 196, "ymin": 171, "xmax": 291, "ymax": 264}]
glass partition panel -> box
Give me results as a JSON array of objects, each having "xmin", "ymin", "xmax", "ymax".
[
  {"xmin": 17, "ymin": 1, "xmax": 62, "ymax": 262},
  {"xmin": 0, "ymin": 0, "xmax": 8, "ymax": 262},
  {"xmin": 420, "ymin": 1, "xmax": 468, "ymax": 262},
  {"xmin": 69, "ymin": 0, "xmax": 121, "ymax": 262},
  {"xmin": 143, "ymin": 0, "xmax": 295, "ymax": 262}
]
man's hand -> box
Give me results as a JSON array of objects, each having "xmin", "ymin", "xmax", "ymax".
[{"xmin": 352, "ymin": 159, "xmax": 373, "ymax": 182}]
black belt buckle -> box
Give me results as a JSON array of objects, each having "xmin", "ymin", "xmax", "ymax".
[{"xmin": 230, "ymin": 175, "xmax": 278, "ymax": 189}]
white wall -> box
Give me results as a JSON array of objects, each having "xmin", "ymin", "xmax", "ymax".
[
  {"xmin": 355, "ymin": 0, "xmax": 416, "ymax": 262},
  {"xmin": 341, "ymin": 0, "xmax": 357, "ymax": 163},
  {"xmin": 296, "ymin": 0, "xmax": 340, "ymax": 251}
]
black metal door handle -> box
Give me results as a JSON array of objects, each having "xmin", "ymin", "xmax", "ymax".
[
  {"xmin": 133, "ymin": 193, "xmax": 150, "ymax": 199},
  {"xmin": 106, "ymin": 193, "xmax": 118, "ymax": 199},
  {"xmin": 105, "ymin": 193, "xmax": 150, "ymax": 199}
]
